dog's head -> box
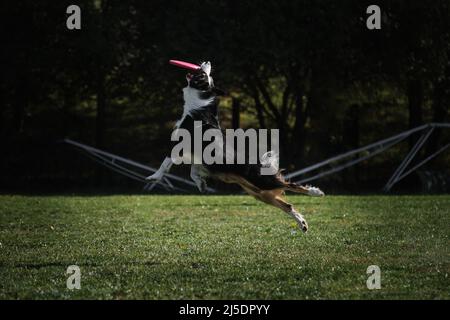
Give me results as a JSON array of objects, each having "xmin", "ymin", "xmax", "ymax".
[{"xmin": 186, "ymin": 61, "xmax": 224, "ymax": 96}]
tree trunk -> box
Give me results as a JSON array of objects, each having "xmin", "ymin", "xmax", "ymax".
[
  {"xmin": 249, "ymin": 84, "xmax": 266, "ymax": 128},
  {"xmin": 95, "ymin": 72, "xmax": 106, "ymax": 149},
  {"xmin": 254, "ymin": 97, "xmax": 266, "ymax": 128},
  {"xmin": 293, "ymin": 92, "xmax": 307, "ymax": 167},
  {"xmin": 426, "ymin": 79, "xmax": 449, "ymax": 155},
  {"xmin": 343, "ymin": 104, "xmax": 360, "ymax": 185},
  {"xmin": 0, "ymin": 84, "xmax": 5, "ymax": 136},
  {"xmin": 12, "ymin": 76, "xmax": 28, "ymax": 135},
  {"xmin": 231, "ymin": 97, "xmax": 240, "ymax": 129},
  {"xmin": 407, "ymin": 78, "xmax": 424, "ymax": 148},
  {"xmin": 95, "ymin": 0, "xmax": 108, "ymax": 149},
  {"xmin": 62, "ymin": 84, "xmax": 73, "ymax": 138},
  {"xmin": 277, "ymin": 117, "xmax": 289, "ymax": 167}
]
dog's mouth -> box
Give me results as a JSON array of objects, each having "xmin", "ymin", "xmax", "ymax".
[{"xmin": 186, "ymin": 71, "xmax": 211, "ymax": 90}]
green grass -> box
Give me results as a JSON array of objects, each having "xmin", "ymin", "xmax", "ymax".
[{"xmin": 0, "ymin": 195, "xmax": 449, "ymax": 299}]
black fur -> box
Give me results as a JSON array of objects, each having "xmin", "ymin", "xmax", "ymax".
[{"xmin": 174, "ymin": 70, "xmax": 285, "ymax": 191}]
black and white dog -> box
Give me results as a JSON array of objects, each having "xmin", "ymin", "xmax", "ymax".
[{"xmin": 146, "ymin": 62, "xmax": 324, "ymax": 232}]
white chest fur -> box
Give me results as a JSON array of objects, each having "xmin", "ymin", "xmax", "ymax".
[{"xmin": 175, "ymin": 87, "xmax": 214, "ymax": 128}]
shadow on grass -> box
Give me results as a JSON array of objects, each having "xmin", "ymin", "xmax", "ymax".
[{"xmin": 1, "ymin": 260, "xmax": 161, "ymax": 269}]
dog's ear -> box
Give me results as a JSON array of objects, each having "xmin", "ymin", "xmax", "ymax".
[{"xmin": 212, "ymin": 87, "xmax": 226, "ymax": 96}]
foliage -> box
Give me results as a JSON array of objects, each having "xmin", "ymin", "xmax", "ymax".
[{"xmin": 1, "ymin": 0, "xmax": 449, "ymax": 192}]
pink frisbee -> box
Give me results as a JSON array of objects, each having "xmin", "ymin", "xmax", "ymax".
[{"xmin": 169, "ymin": 59, "xmax": 201, "ymax": 71}]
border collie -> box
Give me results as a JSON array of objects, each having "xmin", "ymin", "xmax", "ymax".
[{"xmin": 146, "ymin": 62, "xmax": 324, "ymax": 232}]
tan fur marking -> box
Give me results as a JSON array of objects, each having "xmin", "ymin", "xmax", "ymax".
[{"xmin": 213, "ymin": 173, "xmax": 297, "ymax": 214}]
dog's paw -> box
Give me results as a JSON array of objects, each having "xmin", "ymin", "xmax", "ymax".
[
  {"xmin": 298, "ymin": 218, "xmax": 308, "ymax": 233},
  {"xmin": 305, "ymin": 185, "xmax": 325, "ymax": 197},
  {"xmin": 291, "ymin": 211, "xmax": 308, "ymax": 233},
  {"xmin": 145, "ymin": 172, "xmax": 162, "ymax": 182},
  {"xmin": 196, "ymin": 180, "xmax": 208, "ymax": 193}
]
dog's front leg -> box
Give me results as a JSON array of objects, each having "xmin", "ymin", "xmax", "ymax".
[
  {"xmin": 145, "ymin": 157, "xmax": 173, "ymax": 182},
  {"xmin": 190, "ymin": 165, "xmax": 208, "ymax": 193}
]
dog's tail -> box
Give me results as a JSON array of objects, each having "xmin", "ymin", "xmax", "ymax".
[
  {"xmin": 260, "ymin": 152, "xmax": 325, "ymax": 196},
  {"xmin": 285, "ymin": 181, "xmax": 325, "ymax": 196}
]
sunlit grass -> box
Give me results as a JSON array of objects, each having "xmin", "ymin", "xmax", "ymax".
[{"xmin": 0, "ymin": 195, "xmax": 448, "ymax": 299}]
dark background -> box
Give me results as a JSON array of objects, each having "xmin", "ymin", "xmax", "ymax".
[{"xmin": 1, "ymin": 0, "xmax": 449, "ymax": 194}]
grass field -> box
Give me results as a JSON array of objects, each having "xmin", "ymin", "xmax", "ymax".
[{"xmin": 0, "ymin": 194, "xmax": 449, "ymax": 299}]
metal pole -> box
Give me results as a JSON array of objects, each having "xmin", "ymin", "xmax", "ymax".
[
  {"xmin": 295, "ymin": 136, "xmax": 404, "ymax": 184},
  {"xmin": 394, "ymin": 143, "xmax": 450, "ymax": 185},
  {"xmin": 64, "ymin": 139, "xmax": 210, "ymax": 190},
  {"xmin": 383, "ymin": 126, "xmax": 434, "ymax": 192},
  {"xmin": 286, "ymin": 124, "xmax": 429, "ymax": 179}
]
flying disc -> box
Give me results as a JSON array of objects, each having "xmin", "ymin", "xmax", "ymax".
[{"xmin": 169, "ymin": 59, "xmax": 201, "ymax": 71}]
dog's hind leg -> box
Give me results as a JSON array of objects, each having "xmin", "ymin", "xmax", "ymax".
[
  {"xmin": 273, "ymin": 195, "xmax": 308, "ymax": 233},
  {"xmin": 285, "ymin": 182, "xmax": 325, "ymax": 197},
  {"xmin": 224, "ymin": 175, "xmax": 309, "ymax": 232},
  {"xmin": 249, "ymin": 189, "xmax": 309, "ymax": 233}
]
